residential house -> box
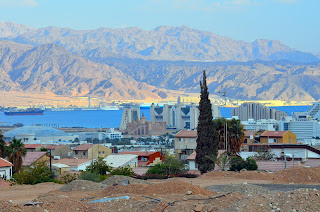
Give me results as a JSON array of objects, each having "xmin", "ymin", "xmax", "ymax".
[
  {"xmin": 187, "ymin": 150, "xmax": 226, "ymax": 171},
  {"xmin": 22, "ymin": 152, "xmax": 49, "ymax": 166},
  {"xmin": 117, "ymin": 151, "xmax": 163, "ymax": 166},
  {"xmin": 260, "ymin": 131, "xmax": 297, "ymax": 144},
  {"xmin": 241, "ymin": 143, "xmax": 320, "ymax": 160},
  {"xmin": 0, "ymin": 158, "xmax": 13, "ymax": 180},
  {"xmin": 52, "ymin": 158, "xmax": 92, "ymax": 171},
  {"xmin": 73, "ymin": 144, "xmax": 112, "ymax": 159},
  {"xmin": 46, "ymin": 145, "xmax": 72, "ymax": 159},
  {"xmin": 174, "ymin": 130, "xmax": 197, "ymax": 160},
  {"xmin": 104, "ymin": 154, "xmax": 138, "ymax": 168},
  {"xmin": 24, "ymin": 144, "xmax": 42, "ymax": 152}
]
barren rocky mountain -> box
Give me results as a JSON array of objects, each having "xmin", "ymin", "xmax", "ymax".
[
  {"xmin": 0, "ymin": 22, "xmax": 319, "ymax": 62},
  {"xmin": 93, "ymin": 57, "xmax": 320, "ymax": 101},
  {"xmin": 0, "ymin": 41, "xmax": 171, "ymax": 100},
  {"xmin": 1, "ymin": 22, "xmax": 320, "ymax": 101}
]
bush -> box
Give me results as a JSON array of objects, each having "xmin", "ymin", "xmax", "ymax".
[
  {"xmin": 78, "ymin": 171, "xmax": 101, "ymax": 182},
  {"xmin": 229, "ymin": 157, "xmax": 247, "ymax": 171},
  {"xmin": 229, "ymin": 157, "xmax": 258, "ymax": 171},
  {"xmin": 246, "ymin": 158, "xmax": 258, "ymax": 170},
  {"xmin": 14, "ymin": 161, "xmax": 53, "ymax": 185},
  {"xmin": 86, "ymin": 157, "xmax": 112, "ymax": 175},
  {"xmin": 110, "ymin": 166, "xmax": 135, "ymax": 177},
  {"xmin": 60, "ymin": 173, "xmax": 79, "ymax": 184},
  {"xmin": 251, "ymin": 152, "xmax": 276, "ymax": 160},
  {"xmin": 146, "ymin": 154, "xmax": 186, "ymax": 176}
]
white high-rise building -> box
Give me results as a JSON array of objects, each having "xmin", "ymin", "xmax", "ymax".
[{"xmin": 150, "ymin": 103, "xmax": 220, "ymax": 130}]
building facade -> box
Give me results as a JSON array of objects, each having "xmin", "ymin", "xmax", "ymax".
[
  {"xmin": 174, "ymin": 130, "xmax": 197, "ymax": 160},
  {"xmin": 232, "ymin": 102, "xmax": 287, "ymax": 121},
  {"xmin": 151, "ymin": 103, "xmax": 220, "ymax": 130}
]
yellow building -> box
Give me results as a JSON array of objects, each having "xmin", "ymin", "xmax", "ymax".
[
  {"xmin": 260, "ymin": 131, "xmax": 297, "ymax": 144},
  {"xmin": 73, "ymin": 144, "xmax": 112, "ymax": 159}
]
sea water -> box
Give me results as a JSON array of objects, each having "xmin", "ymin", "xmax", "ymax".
[{"xmin": 0, "ymin": 106, "xmax": 311, "ymax": 128}]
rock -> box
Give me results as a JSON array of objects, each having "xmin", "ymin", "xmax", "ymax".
[
  {"xmin": 194, "ymin": 204, "xmax": 204, "ymax": 212},
  {"xmin": 186, "ymin": 191, "xmax": 193, "ymax": 195}
]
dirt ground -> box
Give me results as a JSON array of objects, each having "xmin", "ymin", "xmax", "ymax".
[{"xmin": 0, "ymin": 167, "xmax": 320, "ymax": 211}]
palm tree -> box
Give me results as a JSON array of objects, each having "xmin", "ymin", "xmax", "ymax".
[
  {"xmin": 0, "ymin": 132, "xmax": 5, "ymax": 158},
  {"xmin": 213, "ymin": 118, "xmax": 245, "ymax": 154},
  {"xmin": 7, "ymin": 138, "xmax": 27, "ymax": 172},
  {"xmin": 227, "ymin": 118, "xmax": 245, "ymax": 154}
]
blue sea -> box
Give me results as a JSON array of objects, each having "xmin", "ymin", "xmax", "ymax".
[{"xmin": 0, "ymin": 106, "xmax": 311, "ymax": 129}]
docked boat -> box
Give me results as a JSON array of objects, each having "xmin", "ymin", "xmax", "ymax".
[
  {"xmin": 100, "ymin": 106, "xmax": 120, "ymax": 110},
  {"xmin": 4, "ymin": 108, "xmax": 44, "ymax": 116}
]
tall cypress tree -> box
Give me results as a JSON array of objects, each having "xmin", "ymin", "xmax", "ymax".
[{"xmin": 196, "ymin": 70, "xmax": 219, "ymax": 174}]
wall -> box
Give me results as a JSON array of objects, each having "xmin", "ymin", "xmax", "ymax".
[
  {"xmin": 88, "ymin": 145, "xmax": 112, "ymax": 159},
  {"xmin": 174, "ymin": 137, "xmax": 197, "ymax": 150},
  {"xmin": 188, "ymin": 160, "xmax": 197, "ymax": 170},
  {"xmin": 0, "ymin": 166, "xmax": 12, "ymax": 180},
  {"xmin": 52, "ymin": 146, "xmax": 73, "ymax": 158}
]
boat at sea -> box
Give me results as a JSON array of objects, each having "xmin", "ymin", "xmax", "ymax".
[
  {"xmin": 4, "ymin": 108, "xmax": 44, "ymax": 116},
  {"xmin": 99, "ymin": 106, "xmax": 120, "ymax": 110}
]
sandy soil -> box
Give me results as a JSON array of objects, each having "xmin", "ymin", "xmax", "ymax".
[
  {"xmin": 0, "ymin": 167, "xmax": 319, "ymax": 211},
  {"xmin": 0, "ymin": 182, "xmax": 62, "ymax": 204}
]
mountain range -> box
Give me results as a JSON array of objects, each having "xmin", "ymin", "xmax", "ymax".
[{"xmin": 0, "ymin": 21, "xmax": 320, "ymax": 102}]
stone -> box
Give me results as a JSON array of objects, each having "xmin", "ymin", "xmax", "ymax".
[
  {"xmin": 194, "ymin": 204, "xmax": 204, "ymax": 212},
  {"xmin": 186, "ymin": 191, "xmax": 193, "ymax": 195}
]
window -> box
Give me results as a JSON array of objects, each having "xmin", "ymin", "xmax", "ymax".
[
  {"xmin": 244, "ymin": 139, "xmax": 247, "ymax": 143},
  {"xmin": 179, "ymin": 138, "xmax": 184, "ymax": 142},
  {"xmin": 75, "ymin": 151, "xmax": 78, "ymax": 155},
  {"xmin": 83, "ymin": 152, "xmax": 86, "ymax": 156},
  {"xmin": 103, "ymin": 151, "xmax": 105, "ymax": 154}
]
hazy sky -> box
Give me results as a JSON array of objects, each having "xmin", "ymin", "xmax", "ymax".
[{"xmin": 0, "ymin": 0, "xmax": 319, "ymax": 52}]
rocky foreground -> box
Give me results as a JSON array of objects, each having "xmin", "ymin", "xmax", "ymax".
[{"xmin": 0, "ymin": 167, "xmax": 319, "ymax": 212}]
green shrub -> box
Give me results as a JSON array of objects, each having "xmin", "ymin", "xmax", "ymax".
[
  {"xmin": 78, "ymin": 171, "xmax": 101, "ymax": 182},
  {"xmin": 60, "ymin": 173, "xmax": 79, "ymax": 184},
  {"xmin": 146, "ymin": 164, "xmax": 166, "ymax": 175},
  {"xmin": 229, "ymin": 157, "xmax": 258, "ymax": 171},
  {"xmin": 146, "ymin": 154, "xmax": 185, "ymax": 176},
  {"xmin": 246, "ymin": 158, "xmax": 258, "ymax": 170},
  {"xmin": 229, "ymin": 157, "xmax": 246, "ymax": 171},
  {"xmin": 86, "ymin": 157, "xmax": 112, "ymax": 175},
  {"xmin": 110, "ymin": 166, "xmax": 135, "ymax": 176},
  {"xmin": 14, "ymin": 161, "xmax": 53, "ymax": 185}
]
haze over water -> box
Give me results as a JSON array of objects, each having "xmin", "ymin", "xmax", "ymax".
[{"xmin": 0, "ymin": 106, "xmax": 311, "ymax": 129}]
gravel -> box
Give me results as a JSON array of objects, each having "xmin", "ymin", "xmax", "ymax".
[
  {"xmin": 206, "ymin": 183, "xmax": 270, "ymax": 195},
  {"xmin": 101, "ymin": 175, "xmax": 151, "ymax": 185},
  {"xmin": 60, "ymin": 180, "xmax": 108, "ymax": 192}
]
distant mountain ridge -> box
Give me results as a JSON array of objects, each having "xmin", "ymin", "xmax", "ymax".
[
  {"xmin": 0, "ymin": 41, "xmax": 171, "ymax": 100},
  {"xmin": 1, "ymin": 22, "xmax": 320, "ymax": 102},
  {"xmin": 0, "ymin": 22, "xmax": 319, "ymax": 63}
]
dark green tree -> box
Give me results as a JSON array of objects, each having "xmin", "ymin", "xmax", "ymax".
[
  {"xmin": 7, "ymin": 138, "xmax": 27, "ymax": 173},
  {"xmin": 196, "ymin": 70, "xmax": 219, "ymax": 174},
  {"xmin": 0, "ymin": 132, "xmax": 5, "ymax": 158}
]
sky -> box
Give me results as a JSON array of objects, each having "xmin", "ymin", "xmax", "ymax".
[{"xmin": 0, "ymin": 0, "xmax": 319, "ymax": 52}]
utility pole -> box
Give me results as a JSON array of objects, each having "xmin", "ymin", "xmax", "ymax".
[{"xmin": 49, "ymin": 149, "xmax": 52, "ymax": 178}]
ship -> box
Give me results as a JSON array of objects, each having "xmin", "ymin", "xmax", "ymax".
[
  {"xmin": 4, "ymin": 108, "xmax": 44, "ymax": 116},
  {"xmin": 99, "ymin": 106, "xmax": 120, "ymax": 110}
]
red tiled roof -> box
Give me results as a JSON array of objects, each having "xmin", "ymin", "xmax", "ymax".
[
  {"xmin": 0, "ymin": 158, "xmax": 13, "ymax": 167},
  {"xmin": 24, "ymin": 144, "xmax": 42, "ymax": 149},
  {"xmin": 22, "ymin": 152, "xmax": 47, "ymax": 166},
  {"xmin": 52, "ymin": 158, "xmax": 91, "ymax": 166},
  {"xmin": 118, "ymin": 151, "xmax": 158, "ymax": 157},
  {"xmin": 46, "ymin": 145, "xmax": 63, "ymax": 150},
  {"xmin": 175, "ymin": 130, "xmax": 197, "ymax": 138},
  {"xmin": 244, "ymin": 130, "xmax": 257, "ymax": 137},
  {"xmin": 187, "ymin": 150, "xmax": 226, "ymax": 160},
  {"xmin": 73, "ymin": 144, "xmax": 93, "ymax": 151},
  {"xmin": 261, "ymin": 131, "xmax": 288, "ymax": 137}
]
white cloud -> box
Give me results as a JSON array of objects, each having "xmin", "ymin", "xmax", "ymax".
[{"xmin": 0, "ymin": 0, "xmax": 38, "ymax": 7}]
